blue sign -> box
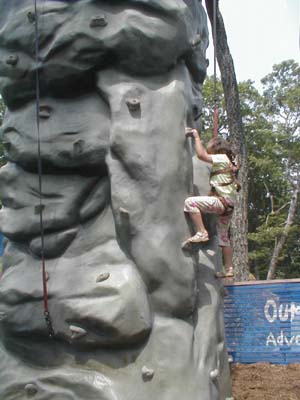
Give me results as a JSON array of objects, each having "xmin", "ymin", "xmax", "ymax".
[{"xmin": 224, "ymin": 281, "xmax": 300, "ymax": 364}]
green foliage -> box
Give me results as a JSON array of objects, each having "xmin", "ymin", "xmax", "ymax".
[
  {"xmin": 248, "ymin": 60, "xmax": 300, "ymax": 279},
  {"xmin": 201, "ymin": 60, "xmax": 300, "ymax": 280},
  {"xmin": 201, "ymin": 75, "xmax": 228, "ymax": 143}
]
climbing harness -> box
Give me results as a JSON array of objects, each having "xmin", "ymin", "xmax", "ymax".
[
  {"xmin": 209, "ymin": 165, "xmax": 241, "ymax": 216},
  {"xmin": 209, "ymin": 188, "xmax": 234, "ymax": 217},
  {"xmin": 210, "ymin": 167, "xmax": 241, "ymax": 191},
  {"xmin": 34, "ymin": 0, "xmax": 54, "ymax": 338}
]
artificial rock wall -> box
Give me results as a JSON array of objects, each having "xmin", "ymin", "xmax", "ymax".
[{"xmin": 0, "ymin": 1, "xmax": 231, "ymax": 399}]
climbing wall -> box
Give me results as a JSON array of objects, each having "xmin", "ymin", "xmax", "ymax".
[{"xmin": 0, "ymin": 1, "xmax": 231, "ymax": 399}]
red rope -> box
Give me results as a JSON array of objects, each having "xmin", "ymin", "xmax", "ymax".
[
  {"xmin": 42, "ymin": 259, "xmax": 48, "ymax": 311},
  {"xmin": 213, "ymin": 107, "xmax": 218, "ymax": 139},
  {"xmin": 34, "ymin": 0, "xmax": 54, "ymax": 338}
]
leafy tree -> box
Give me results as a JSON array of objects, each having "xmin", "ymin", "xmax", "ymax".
[
  {"xmin": 261, "ymin": 60, "xmax": 300, "ymax": 279},
  {"xmin": 202, "ymin": 61, "xmax": 300, "ymax": 280},
  {"xmin": 201, "ymin": 75, "xmax": 227, "ymax": 140},
  {"xmin": 247, "ymin": 60, "xmax": 300, "ymax": 279}
]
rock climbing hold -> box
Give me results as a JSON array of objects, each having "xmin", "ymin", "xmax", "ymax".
[
  {"xmin": 90, "ymin": 14, "xmax": 108, "ymax": 28},
  {"xmin": 25, "ymin": 383, "xmax": 38, "ymax": 396},
  {"xmin": 206, "ymin": 249, "xmax": 215, "ymax": 256},
  {"xmin": 39, "ymin": 105, "xmax": 51, "ymax": 119},
  {"xmin": 6, "ymin": 55, "xmax": 19, "ymax": 66},
  {"xmin": 191, "ymin": 34, "xmax": 201, "ymax": 47},
  {"xmin": 27, "ymin": 11, "xmax": 35, "ymax": 23},
  {"xmin": 209, "ymin": 369, "xmax": 219, "ymax": 380},
  {"xmin": 34, "ymin": 204, "xmax": 45, "ymax": 215},
  {"xmin": 96, "ymin": 272, "xmax": 110, "ymax": 283},
  {"xmin": 73, "ymin": 139, "xmax": 85, "ymax": 154},
  {"xmin": 126, "ymin": 98, "xmax": 141, "ymax": 111},
  {"xmin": 0, "ymin": 312, "xmax": 7, "ymax": 322},
  {"xmin": 119, "ymin": 207, "xmax": 130, "ymax": 217},
  {"xmin": 142, "ymin": 366, "xmax": 154, "ymax": 381},
  {"xmin": 45, "ymin": 271, "xmax": 50, "ymax": 281},
  {"xmin": 69, "ymin": 325, "xmax": 87, "ymax": 340}
]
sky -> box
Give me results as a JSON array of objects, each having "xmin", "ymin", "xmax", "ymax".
[{"xmin": 205, "ymin": 0, "xmax": 300, "ymax": 90}]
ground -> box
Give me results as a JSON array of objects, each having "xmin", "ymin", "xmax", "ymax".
[{"xmin": 231, "ymin": 363, "xmax": 300, "ymax": 400}]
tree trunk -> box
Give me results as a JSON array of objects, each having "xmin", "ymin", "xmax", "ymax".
[
  {"xmin": 267, "ymin": 183, "xmax": 299, "ymax": 280},
  {"xmin": 205, "ymin": 0, "xmax": 249, "ymax": 281}
]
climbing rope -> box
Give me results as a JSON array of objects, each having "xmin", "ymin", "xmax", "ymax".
[{"xmin": 34, "ymin": 0, "xmax": 54, "ymax": 338}]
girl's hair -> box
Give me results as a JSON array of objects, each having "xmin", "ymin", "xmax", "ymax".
[
  {"xmin": 207, "ymin": 137, "xmax": 238, "ymax": 167},
  {"xmin": 207, "ymin": 137, "xmax": 241, "ymax": 191}
]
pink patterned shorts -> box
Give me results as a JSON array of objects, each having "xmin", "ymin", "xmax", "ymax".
[{"xmin": 184, "ymin": 195, "xmax": 234, "ymax": 247}]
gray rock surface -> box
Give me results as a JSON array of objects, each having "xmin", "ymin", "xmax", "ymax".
[{"xmin": 0, "ymin": 1, "xmax": 231, "ymax": 399}]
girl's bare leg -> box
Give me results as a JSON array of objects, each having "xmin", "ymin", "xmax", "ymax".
[
  {"xmin": 222, "ymin": 246, "xmax": 234, "ymax": 276},
  {"xmin": 181, "ymin": 211, "xmax": 209, "ymax": 246},
  {"xmin": 189, "ymin": 211, "xmax": 207, "ymax": 233}
]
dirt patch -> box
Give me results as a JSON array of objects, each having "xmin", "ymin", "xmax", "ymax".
[{"xmin": 231, "ymin": 363, "xmax": 300, "ymax": 400}]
